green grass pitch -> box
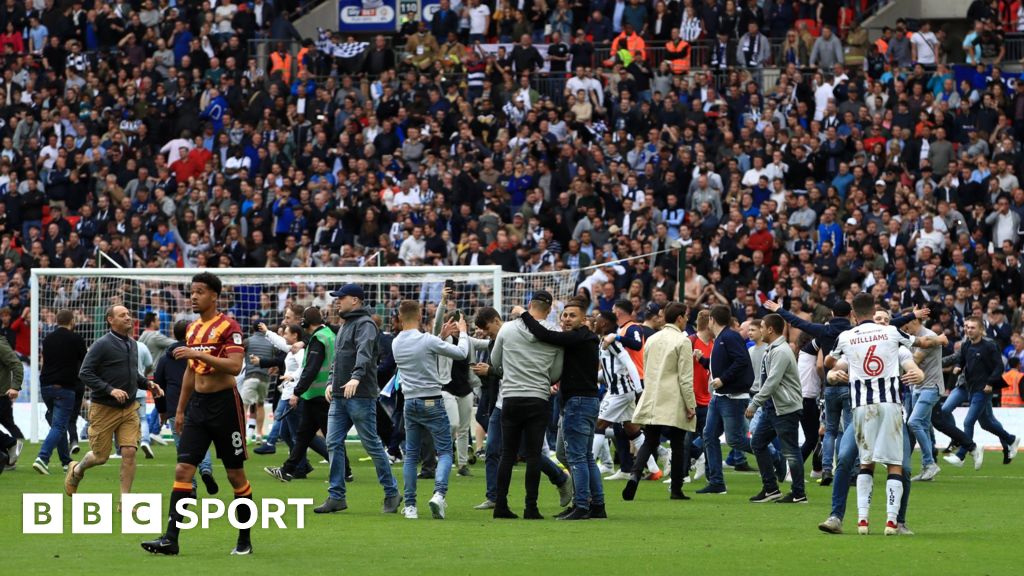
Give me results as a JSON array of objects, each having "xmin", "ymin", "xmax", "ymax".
[{"xmin": 2, "ymin": 443, "xmax": 1021, "ymax": 575}]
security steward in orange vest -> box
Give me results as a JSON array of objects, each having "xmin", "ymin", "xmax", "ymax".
[
  {"xmin": 665, "ymin": 28, "xmax": 691, "ymax": 75},
  {"xmin": 270, "ymin": 42, "xmax": 293, "ymax": 84},
  {"xmin": 1002, "ymin": 357, "xmax": 1024, "ymax": 407}
]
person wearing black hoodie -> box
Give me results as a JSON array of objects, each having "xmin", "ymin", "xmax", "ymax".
[
  {"xmin": 155, "ymin": 320, "xmax": 217, "ymax": 496},
  {"xmin": 520, "ymin": 298, "xmax": 604, "ymax": 520}
]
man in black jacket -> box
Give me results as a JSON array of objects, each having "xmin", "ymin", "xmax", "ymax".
[
  {"xmin": 31, "ymin": 310, "xmax": 87, "ymax": 475},
  {"xmin": 155, "ymin": 320, "xmax": 216, "ymax": 495},
  {"xmin": 520, "ymin": 298, "xmax": 604, "ymax": 520},
  {"xmin": 941, "ymin": 317, "xmax": 1021, "ymax": 467},
  {"xmin": 319, "ymin": 284, "xmax": 400, "ymax": 514},
  {"xmin": 71, "ymin": 305, "xmax": 163, "ymax": 497}
]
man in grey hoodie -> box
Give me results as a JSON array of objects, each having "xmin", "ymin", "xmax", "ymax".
[
  {"xmin": 490, "ymin": 290, "xmax": 563, "ymax": 519},
  {"xmin": 745, "ymin": 313, "xmax": 806, "ymax": 504},
  {"xmin": 810, "ymin": 26, "xmax": 844, "ymax": 70},
  {"xmin": 319, "ymin": 283, "xmax": 401, "ymax": 514}
]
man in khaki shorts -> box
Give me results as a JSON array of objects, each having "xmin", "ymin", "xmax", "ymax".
[{"xmin": 67, "ymin": 305, "xmax": 163, "ymax": 500}]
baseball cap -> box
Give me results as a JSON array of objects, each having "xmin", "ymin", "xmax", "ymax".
[
  {"xmin": 845, "ymin": 217, "xmax": 858, "ymax": 226},
  {"xmin": 329, "ymin": 283, "xmax": 365, "ymax": 299},
  {"xmin": 531, "ymin": 290, "xmax": 553, "ymax": 305},
  {"xmin": 641, "ymin": 302, "xmax": 661, "ymax": 320},
  {"xmin": 875, "ymin": 179, "xmax": 886, "ymax": 186}
]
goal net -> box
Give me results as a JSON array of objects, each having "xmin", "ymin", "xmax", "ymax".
[{"xmin": 26, "ymin": 252, "xmax": 668, "ymax": 441}]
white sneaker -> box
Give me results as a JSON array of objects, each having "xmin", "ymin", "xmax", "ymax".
[
  {"xmin": 604, "ymin": 470, "xmax": 631, "ymax": 481},
  {"xmin": 693, "ymin": 453, "xmax": 706, "ymax": 481},
  {"xmin": 810, "ymin": 470, "xmax": 822, "ymax": 479},
  {"xmin": 943, "ymin": 454, "xmax": 964, "ymax": 468},
  {"xmin": 428, "ymin": 493, "xmax": 446, "ymax": 520},
  {"xmin": 920, "ymin": 463, "xmax": 941, "ymax": 481},
  {"xmin": 1008, "ymin": 436, "xmax": 1021, "ymax": 461},
  {"xmin": 140, "ymin": 444, "xmax": 155, "ymax": 459},
  {"xmin": 597, "ymin": 463, "xmax": 613, "ymax": 475},
  {"xmin": 11, "ymin": 438, "xmax": 24, "ymax": 465},
  {"xmin": 971, "ymin": 445, "xmax": 984, "ymax": 470},
  {"xmin": 896, "ymin": 523, "xmax": 915, "ymax": 536},
  {"xmin": 150, "ymin": 434, "xmax": 168, "ymax": 446},
  {"xmin": 403, "ymin": 505, "xmax": 418, "ymax": 519}
]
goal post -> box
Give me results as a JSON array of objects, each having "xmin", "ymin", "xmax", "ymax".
[
  {"xmin": 27, "ymin": 265, "xmax": 504, "ymax": 442},
  {"xmin": 25, "ymin": 250, "xmax": 667, "ymax": 442}
]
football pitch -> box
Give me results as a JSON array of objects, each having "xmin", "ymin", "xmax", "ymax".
[{"xmin": 2, "ymin": 443, "xmax": 1021, "ymax": 575}]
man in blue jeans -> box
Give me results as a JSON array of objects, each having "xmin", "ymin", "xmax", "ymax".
[
  {"xmin": 901, "ymin": 315, "xmax": 946, "ymax": 481},
  {"xmin": 696, "ymin": 305, "xmax": 757, "ymax": 495},
  {"xmin": 745, "ymin": 314, "xmax": 806, "ymax": 503},
  {"xmin": 941, "ymin": 317, "xmax": 1021, "ymax": 469},
  {"xmin": 392, "ymin": 299, "xmax": 469, "ymax": 519},
  {"xmin": 32, "ymin": 310, "xmax": 84, "ymax": 475},
  {"xmin": 763, "ymin": 299, "xmax": 858, "ymax": 485},
  {"xmin": 319, "ymin": 284, "xmax": 401, "ymax": 514},
  {"xmin": 520, "ymin": 298, "xmax": 604, "ymax": 520}
]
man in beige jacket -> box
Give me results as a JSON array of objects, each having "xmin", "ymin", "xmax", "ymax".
[{"xmin": 622, "ymin": 302, "xmax": 696, "ymax": 502}]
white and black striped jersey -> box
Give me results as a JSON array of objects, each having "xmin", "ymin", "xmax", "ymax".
[
  {"xmin": 599, "ymin": 341, "xmax": 642, "ymax": 396},
  {"xmin": 830, "ymin": 322, "xmax": 915, "ymax": 408}
]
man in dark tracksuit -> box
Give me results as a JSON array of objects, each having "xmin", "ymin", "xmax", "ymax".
[
  {"xmin": 264, "ymin": 307, "xmax": 334, "ymax": 482},
  {"xmin": 941, "ymin": 317, "xmax": 1020, "ymax": 467},
  {"xmin": 521, "ymin": 299, "xmax": 604, "ymax": 520}
]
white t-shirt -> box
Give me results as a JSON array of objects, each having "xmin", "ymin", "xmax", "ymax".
[
  {"xmin": 910, "ymin": 31, "xmax": 937, "ymax": 65},
  {"xmin": 830, "ymin": 322, "xmax": 915, "ymax": 408},
  {"xmin": 469, "ymin": 4, "xmax": 491, "ymax": 35}
]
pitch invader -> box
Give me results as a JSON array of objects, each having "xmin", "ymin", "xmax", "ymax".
[
  {"xmin": 829, "ymin": 294, "xmax": 946, "ymax": 536},
  {"xmin": 142, "ymin": 272, "xmax": 252, "ymax": 555}
]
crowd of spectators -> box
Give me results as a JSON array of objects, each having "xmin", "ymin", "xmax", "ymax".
[{"xmin": 2, "ymin": 0, "xmax": 1024, "ymax": 371}]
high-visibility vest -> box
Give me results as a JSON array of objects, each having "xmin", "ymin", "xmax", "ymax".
[
  {"xmin": 617, "ymin": 321, "xmax": 646, "ymax": 380},
  {"xmin": 1002, "ymin": 369, "xmax": 1024, "ymax": 407},
  {"xmin": 270, "ymin": 51, "xmax": 293, "ymax": 83},
  {"xmin": 296, "ymin": 47, "xmax": 312, "ymax": 76},
  {"xmin": 666, "ymin": 39, "xmax": 691, "ymax": 74}
]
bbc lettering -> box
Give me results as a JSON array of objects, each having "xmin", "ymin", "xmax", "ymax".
[{"xmin": 23, "ymin": 494, "xmax": 313, "ymax": 534}]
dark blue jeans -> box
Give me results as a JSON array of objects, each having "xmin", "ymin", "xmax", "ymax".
[
  {"xmin": 485, "ymin": 404, "xmax": 568, "ymax": 504},
  {"xmin": 39, "ymin": 386, "xmax": 75, "ymax": 466},
  {"xmin": 751, "ymin": 402, "xmax": 804, "ymax": 496},
  {"xmin": 822, "ymin": 385, "xmax": 852, "ymax": 472},
  {"xmin": 702, "ymin": 395, "xmax": 754, "ymax": 488},
  {"xmin": 948, "ymin": 390, "xmax": 1016, "ymax": 459},
  {"xmin": 562, "ymin": 396, "xmax": 604, "ymax": 510}
]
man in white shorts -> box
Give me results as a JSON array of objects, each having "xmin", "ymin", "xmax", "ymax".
[
  {"xmin": 593, "ymin": 311, "xmax": 659, "ymax": 479},
  {"xmin": 829, "ymin": 294, "xmax": 946, "ymax": 536}
]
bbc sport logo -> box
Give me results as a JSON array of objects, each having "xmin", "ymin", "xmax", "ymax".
[{"xmin": 23, "ymin": 494, "xmax": 313, "ymax": 534}]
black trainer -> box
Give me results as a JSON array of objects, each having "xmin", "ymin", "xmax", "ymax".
[
  {"xmin": 777, "ymin": 493, "xmax": 808, "ymax": 504},
  {"xmin": 733, "ymin": 462, "xmax": 755, "ymax": 472},
  {"xmin": 749, "ymin": 488, "xmax": 783, "ymax": 503},
  {"xmin": 201, "ymin": 471, "xmax": 219, "ymax": 495},
  {"xmin": 588, "ymin": 503, "xmax": 608, "ymax": 519},
  {"xmin": 555, "ymin": 506, "xmax": 575, "ymax": 519},
  {"xmin": 523, "ymin": 507, "xmax": 544, "ymax": 520},
  {"xmin": 493, "ymin": 507, "xmax": 518, "ymax": 519},
  {"xmin": 557, "ymin": 507, "xmax": 590, "ymax": 520},
  {"xmin": 621, "ymin": 474, "xmax": 640, "ymax": 501},
  {"xmin": 314, "ymin": 498, "xmax": 348, "ymax": 514},
  {"xmin": 141, "ymin": 536, "xmax": 180, "ymax": 555},
  {"xmin": 669, "ymin": 490, "xmax": 690, "ymax": 500},
  {"xmin": 230, "ymin": 542, "xmax": 253, "ymax": 555},
  {"xmin": 819, "ymin": 470, "xmax": 833, "ymax": 486}
]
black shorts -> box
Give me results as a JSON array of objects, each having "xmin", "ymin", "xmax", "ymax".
[{"xmin": 177, "ymin": 388, "xmax": 247, "ymax": 469}]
